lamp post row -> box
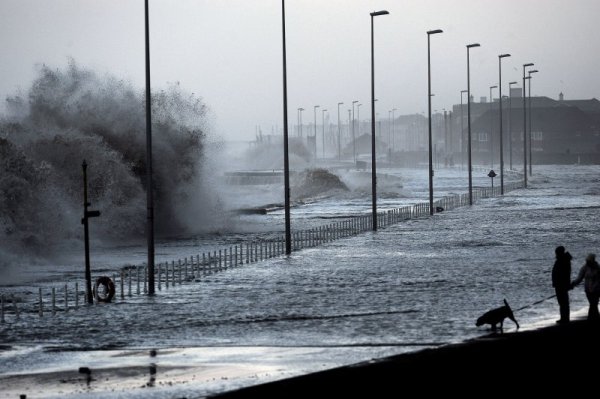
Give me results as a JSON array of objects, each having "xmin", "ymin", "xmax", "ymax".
[{"xmin": 139, "ymin": 2, "xmax": 539, "ymax": 295}]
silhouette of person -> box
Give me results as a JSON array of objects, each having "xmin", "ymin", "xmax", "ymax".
[
  {"xmin": 571, "ymin": 253, "xmax": 600, "ymax": 322},
  {"xmin": 552, "ymin": 246, "xmax": 572, "ymax": 323}
]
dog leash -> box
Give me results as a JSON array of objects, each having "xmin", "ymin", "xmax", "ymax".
[{"xmin": 514, "ymin": 294, "xmax": 557, "ymax": 312}]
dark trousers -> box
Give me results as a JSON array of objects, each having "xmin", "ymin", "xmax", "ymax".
[
  {"xmin": 585, "ymin": 291, "xmax": 600, "ymax": 321},
  {"xmin": 555, "ymin": 288, "xmax": 570, "ymax": 322}
]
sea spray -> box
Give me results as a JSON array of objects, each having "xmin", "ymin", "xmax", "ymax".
[{"xmin": 0, "ymin": 61, "xmax": 221, "ymax": 261}]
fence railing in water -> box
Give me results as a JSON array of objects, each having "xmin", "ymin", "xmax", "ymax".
[{"xmin": 0, "ymin": 180, "xmax": 524, "ymax": 322}]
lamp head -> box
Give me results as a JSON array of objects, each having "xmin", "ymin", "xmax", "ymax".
[
  {"xmin": 509, "ymin": 81, "xmax": 518, "ymax": 85},
  {"xmin": 467, "ymin": 43, "xmax": 481, "ymax": 48},
  {"xmin": 499, "ymin": 53, "xmax": 511, "ymax": 58},
  {"xmin": 524, "ymin": 63, "xmax": 534, "ymax": 67},
  {"xmin": 427, "ymin": 29, "xmax": 443, "ymax": 35},
  {"xmin": 529, "ymin": 69, "xmax": 539, "ymax": 75},
  {"xmin": 490, "ymin": 85, "xmax": 498, "ymax": 89},
  {"xmin": 370, "ymin": 10, "xmax": 389, "ymax": 17}
]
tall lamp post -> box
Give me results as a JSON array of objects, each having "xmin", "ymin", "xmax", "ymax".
[
  {"xmin": 528, "ymin": 69, "xmax": 538, "ymax": 176},
  {"xmin": 508, "ymin": 81, "xmax": 518, "ymax": 169},
  {"xmin": 388, "ymin": 110, "xmax": 392, "ymax": 146},
  {"xmin": 370, "ymin": 10, "xmax": 389, "ymax": 230},
  {"xmin": 313, "ymin": 105, "xmax": 320, "ymax": 160},
  {"xmin": 357, "ymin": 103, "xmax": 363, "ymax": 159},
  {"xmin": 392, "ymin": 108, "xmax": 397, "ymax": 151},
  {"xmin": 337, "ymin": 102, "xmax": 343, "ymax": 160},
  {"xmin": 352, "ymin": 100, "xmax": 358, "ymax": 163},
  {"xmin": 427, "ymin": 29, "xmax": 443, "ymax": 215},
  {"xmin": 144, "ymin": 0, "xmax": 156, "ymax": 295},
  {"xmin": 498, "ymin": 54, "xmax": 511, "ymax": 195},
  {"xmin": 297, "ymin": 107, "xmax": 304, "ymax": 137},
  {"xmin": 281, "ymin": 0, "xmax": 291, "ymax": 254},
  {"xmin": 321, "ymin": 108, "xmax": 327, "ymax": 159},
  {"xmin": 460, "ymin": 90, "xmax": 468, "ymax": 170},
  {"xmin": 489, "ymin": 85, "xmax": 497, "ymax": 169},
  {"xmin": 466, "ymin": 43, "xmax": 481, "ymax": 205},
  {"xmin": 522, "ymin": 63, "xmax": 534, "ymax": 187}
]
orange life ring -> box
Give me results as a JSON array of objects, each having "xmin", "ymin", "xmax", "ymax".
[{"xmin": 94, "ymin": 276, "xmax": 115, "ymax": 303}]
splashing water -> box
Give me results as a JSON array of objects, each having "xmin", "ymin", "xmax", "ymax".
[{"xmin": 0, "ymin": 61, "xmax": 220, "ymax": 264}]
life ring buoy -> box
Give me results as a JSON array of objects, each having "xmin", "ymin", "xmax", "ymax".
[{"xmin": 94, "ymin": 276, "xmax": 115, "ymax": 303}]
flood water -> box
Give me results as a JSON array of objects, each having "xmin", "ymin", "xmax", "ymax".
[{"xmin": 1, "ymin": 165, "xmax": 599, "ymax": 398}]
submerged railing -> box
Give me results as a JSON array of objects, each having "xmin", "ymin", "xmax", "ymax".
[{"xmin": 0, "ymin": 180, "xmax": 524, "ymax": 323}]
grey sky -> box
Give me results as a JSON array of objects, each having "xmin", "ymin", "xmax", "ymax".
[{"xmin": 1, "ymin": 0, "xmax": 599, "ymax": 140}]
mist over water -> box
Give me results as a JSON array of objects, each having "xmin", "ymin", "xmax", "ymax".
[{"xmin": 0, "ymin": 61, "xmax": 220, "ymax": 264}]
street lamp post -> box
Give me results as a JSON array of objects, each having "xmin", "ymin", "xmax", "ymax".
[
  {"xmin": 522, "ymin": 63, "xmax": 534, "ymax": 187},
  {"xmin": 370, "ymin": 10, "xmax": 389, "ymax": 230},
  {"xmin": 508, "ymin": 81, "xmax": 518, "ymax": 169},
  {"xmin": 357, "ymin": 103, "xmax": 363, "ymax": 159},
  {"xmin": 322, "ymin": 108, "xmax": 327, "ymax": 159},
  {"xmin": 467, "ymin": 43, "xmax": 481, "ymax": 205},
  {"xmin": 352, "ymin": 100, "xmax": 358, "ymax": 163},
  {"xmin": 528, "ymin": 69, "xmax": 538, "ymax": 176},
  {"xmin": 427, "ymin": 29, "xmax": 443, "ymax": 216},
  {"xmin": 297, "ymin": 107, "xmax": 304, "ymax": 137},
  {"xmin": 498, "ymin": 54, "xmax": 511, "ymax": 195},
  {"xmin": 392, "ymin": 108, "xmax": 397, "ymax": 152},
  {"xmin": 313, "ymin": 105, "xmax": 320, "ymax": 160},
  {"xmin": 388, "ymin": 110, "xmax": 392, "ymax": 146},
  {"xmin": 337, "ymin": 102, "xmax": 343, "ymax": 160},
  {"xmin": 144, "ymin": 0, "xmax": 156, "ymax": 295},
  {"xmin": 460, "ymin": 90, "xmax": 468, "ymax": 170},
  {"xmin": 281, "ymin": 0, "xmax": 291, "ymax": 254},
  {"xmin": 489, "ymin": 85, "xmax": 497, "ymax": 169}
]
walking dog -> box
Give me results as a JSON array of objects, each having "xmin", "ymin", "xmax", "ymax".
[{"xmin": 476, "ymin": 299, "xmax": 520, "ymax": 332}]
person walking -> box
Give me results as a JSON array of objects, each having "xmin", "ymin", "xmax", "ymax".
[
  {"xmin": 571, "ymin": 253, "xmax": 600, "ymax": 322},
  {"xmin": 552, "ymin": 246, "xmax": 572, "ymax": 324}
]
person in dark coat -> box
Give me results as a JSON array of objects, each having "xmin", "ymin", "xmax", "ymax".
[
  {"xmin": 571, "ymin": 253, "xmax": 600, "ymax": 322},
  {"xmin": 552, "ymin": 246, "xmax": 572, "ymax": 323}
]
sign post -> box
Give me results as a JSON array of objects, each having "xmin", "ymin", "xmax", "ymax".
[{"xmin": 82, "ymin": 160, "xmax": 101, "ymax": 304}]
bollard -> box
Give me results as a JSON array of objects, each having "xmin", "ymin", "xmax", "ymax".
[
  {"xmin": 11, "ymin": 294, "xmax": 19, "ymax": 320},
  {"xmin": 1, "ymin": 295, "xmax": 4, "ymax": 323},
  {"xmin": 177, "ymin": 259, "xmax": 181, "ymax": 285},
  {"xmin": 246, "ymin": 244, "xmax": 249, "ymax": 264},
  {"xmin": 171, "ymin": 260, "xmax": 176, "ymax": 283},
  {"xmin": 120, "ymin": 270, "xmax": 125, "ymax": 299},
  {"xmin": 39, "ymin": 288, "xmax": 43, "ymax": 317},
  {"xmin": 260, "ymin": 242, "xmax": 263, "ymax": 261},
  {"xmin": 51, "ymin": 288, "xmax": 56, "ymax": 316},
  {"xmin": 127, "ymin": 269, "xmax": 132, "ymax": 296},
  {"xmin": 144, "ymin": 267, "xmax": 147, "ymax": 294},
  {"xmin": 136, "ymin": 267, "xmax": 141, "ymax": 295},
  {"xmin": 235, "ymin": 245, "xmax": 238, "ymax": 266},
  {"xmin": 158, "ymin": 263, "xmax": 162, "ymax": 290},
  {"xmin": 230, "ymin": 247, "xmax": 233, "ymax": 265},
  {"xmin": 184, "ymin": 258, "xmax": 188, "ymax": 280},
  {"xmin": 166, "ymin": 262, "xmax": 170, "ymax": 288},
  {"xmin": 75, "ymin": 282, "xmax": 79, "ymax": 309},
  {"xmin": 64, "ymin": 284, "xmax": 68, "ymax": 312}
]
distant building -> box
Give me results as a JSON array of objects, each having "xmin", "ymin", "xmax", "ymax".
[{"xmin": 452, "ymin": 93, "xmax": 600, "ymax": 165}]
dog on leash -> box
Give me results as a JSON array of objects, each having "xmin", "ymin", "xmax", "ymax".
[{"xmin": 476, "ymin": 299, "xmax": 520, "ymax": 332}]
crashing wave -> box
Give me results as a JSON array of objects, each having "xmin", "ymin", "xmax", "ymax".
[{"xmin": 0, "ymin": 61, "xmax": 219, "ymax": 259}]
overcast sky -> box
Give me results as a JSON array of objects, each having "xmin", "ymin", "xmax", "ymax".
[{"xmin": 1, "ymin": 0, "xmax": 599, "ymax": 140}]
